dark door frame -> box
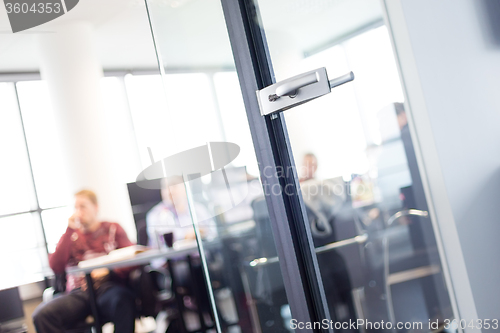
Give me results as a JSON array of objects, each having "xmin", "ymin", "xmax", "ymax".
[{"xmin": 220, "ymin": 1, "xmax": 332, "ymax": 332}]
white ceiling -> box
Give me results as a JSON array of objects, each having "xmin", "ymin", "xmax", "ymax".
[
  {"xmin": 0, "ymin": 0, "xmax": 159, "ymax": 72},
  {"xmin": 0, "ymin": 0, "xmax": 383, "ymax": 73}
]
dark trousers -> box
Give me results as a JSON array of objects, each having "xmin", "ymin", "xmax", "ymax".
[{"xmin": 32, "ymin": 285, "xmax": 136, "ymax": 333}]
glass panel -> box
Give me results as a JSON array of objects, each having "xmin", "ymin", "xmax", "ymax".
[
  {"xmin": 213, "ymin": 72, "xmax": 260, "ymax": 176},
  {"xmin": 16, "ymin": 81, "xmax": 70, "ymax": 209},
  {"xmin": 0, "ymin": 82, "xmax": 37, "ymax": 215},
  {"xmin": 256, "ymin": 1, "xmax": 454, "ymax": 331},
  {"xmin": 100, "ymin": 77, "xmax": 143, "ymax": 184},
  {"xmin": 143, "ymin": 1, "xmax": 291, "ymax": 332},
  {"xmin": 124, "ymin": 74, "xmax": 169, "ymax": 169},
  {"xmin": 125, "ymin": 73, "xmax": 225, "ymax": 169}
]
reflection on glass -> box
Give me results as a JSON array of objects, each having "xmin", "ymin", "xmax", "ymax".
[
  {"xmin": 144, "ymin": 0, "xmax": 292, "ymax": 332},
  {"xmin": 257, "ymin": 0, "xmax": 454, "ymax": 331}
]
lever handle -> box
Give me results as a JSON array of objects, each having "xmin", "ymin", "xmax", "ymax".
[
  {"xmin": 329, "ymin": 71, "xmax": 355, "ymax": 89},
  {"xmin": 259, "ymin": 68, "xmax": 354, "ymax": 114},
  {"xmin": 275, "ymin": 72, "xmax": 319, "ymax": 97}
]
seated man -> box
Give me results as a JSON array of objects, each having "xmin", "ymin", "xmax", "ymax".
[
  {"xmin": 146, "ymin": 176, "xmax": 217, "ymax": 327},
  {"xmin": 33, "ymin": 190, "xmax": 136, "ymax": 333},
  {"xmin": 146, "ymin": 176, "xmax": 216, "ymax": 251}
]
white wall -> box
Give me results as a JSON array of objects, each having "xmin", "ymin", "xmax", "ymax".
[{"xmin": 384, "ymin": 0, "xmax": 500, "ymax": 327}]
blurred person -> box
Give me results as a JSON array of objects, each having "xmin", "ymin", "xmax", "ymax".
[
  {"xmin": 395, "ymin": 102, "xmax": 428, "ymax": 212},
  {"xmin": 395, "ymin": 102, "xmax": 423, "ymax": 194},
  {"xmin": 146, "ymin": 177, "xmax": 217, "ymax": 332},
  {"xmin": 146, "ymin": 176, "xmax": 216, "ymax": 250},
  {"xmin": 299, "ymin": 152, "xmax": 345, "ymax": 236},
  {"xmin": 394, "ymin": 102, "xmax": 432, "ymax": 245},
  {"xmin": 32, "ymin": 190, "xmax": 136, "ymax": 333},
  {"xmin": 395, "ymin": 102, "xmax": 408, "ymax": 131},
  {"xmin": 299, "ymin": 152, "xmax": 318, "ymax": 182},
  {"xmin": 299, "ymin": 153, "xmax": 359, "ymax": 332}
]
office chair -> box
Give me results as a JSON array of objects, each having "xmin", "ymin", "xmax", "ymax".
[
  {"xmin": 42, "ymin": 272, "xmax": 105, "ymax": 333},
  {"xmin": 143, "ymin": 256, "xmax": 223, "ymax": 333},
  {"xmin": 132, "ymin": 227, "xmax": 224, "ymax": 333},
  {"xmin": 135, "ymin": 219, "xmax": 149, "ymax": 247},
  {"xmin": 42, "ymin": 267, "xmax": 161, "ymax": 333},
  {"xmin": 248, "ymin": 197, "xmax": 291, "ymax": 333},
  {"xmin": 250, "ymin": 195, "xmax": 362, "ymax": 332}
]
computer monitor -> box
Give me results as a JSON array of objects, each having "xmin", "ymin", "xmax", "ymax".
[{"xmin": 0, "ymin": 287, "xmax": 24, "ymax": 329}]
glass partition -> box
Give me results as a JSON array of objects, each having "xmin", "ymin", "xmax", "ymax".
[
  {"xmin": 255, "ymin": 0, "xmax": 455, "ymax": 332},
  {"xmin": 143, "ymin": 1, "xmax": 291, "ymax": 332}
]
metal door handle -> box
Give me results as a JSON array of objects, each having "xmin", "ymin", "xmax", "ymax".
[
  {"xmin": 275, "ymin": 72, "xmax": 319, "ymax": 97},
  {"xmin": 257, "ymin": 67, "xmax": 355, "ymax": 116},
  {"xmin": 329, "ymin": 71, "xmax": 354, "ymax": 89}
]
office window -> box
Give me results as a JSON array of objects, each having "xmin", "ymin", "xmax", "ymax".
[
  {"xmin": 41, "ymin": 207, "xmax": 72, "ymax": 253},
  {"xmin": 212, "ymin": 72, "xmax": 260, "ymax": 176},
  {"xmin": 124, "ymin": 73, "xmax": 224, "ymax": 169},
  {"xmin": 342, "ymin": 26, "xmax": 404, "ymax": 145},
  {"xmin": 16, "ymin": 81, "xmax": 70, "ymax": 209},
  {"xmin": 0, "ymin": 79, "xmax": 72, "ymax": 290},
  {"xmin": 284, "ymin": 26, "xmax": 405, "ymax": 179},
  {"xmin": 124, "ymin": 74, "xmax": 171, "ymax": 168},
  {"xmin": 100, "ymin": 77, "xmax": 142, "ymax": 184},
  {"xmin": 0, "ymin": 67, "xmax": 306, "ymax": 289},
  {"xmin": 0, "ymin": 83, "xmax": 36, "ymax": 215},
  {"xmin": 288, "ymin": 44, "xmax": 369, "ymax": 178},
  {"xmin": 0, "ymin": 76, "xmax": 145, "ymax": 289},
  {"xmin": 162, "ymin": 73, "xmax": 223, "ymax": 151},
  {"xmin": 0, "ymin": 83, "xmax": 47, "ymax": 290},
  {"xmin": 0, "ymin": 212, "xmax": 48, "ymax": 289}
]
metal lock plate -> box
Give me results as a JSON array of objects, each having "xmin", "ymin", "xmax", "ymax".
[{"xmin": 256, "ymin": 67, "xmax": 331, "ymax": 116}]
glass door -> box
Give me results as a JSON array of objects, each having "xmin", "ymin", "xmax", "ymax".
[
  {"xmin": 142, "ymin": 1, "xmax": 317, "ymax": 333},
  {"xmin": 143, "ymin": 0, "xmax": 457, "ymax": 332},
  {"xmin": 246, "ymin": 0, "xmax": 457, "ymax": 332}
]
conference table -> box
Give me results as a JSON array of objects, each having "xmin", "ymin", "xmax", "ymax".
[
  {"xmin": 65, "ymin": 225, "xmax": 371, "ymax": 333},
  {"xmin": 65, "ymin": 219, "xmax": 259, "ymax": 333},
  {"xmin": 66, "ymin": 243, "xmax": 209, "ymax": 333}
]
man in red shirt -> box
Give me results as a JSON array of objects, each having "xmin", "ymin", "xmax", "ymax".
[{"xmin": 32, "ymin": 190, "xmax": 136, "ymax": 333}]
